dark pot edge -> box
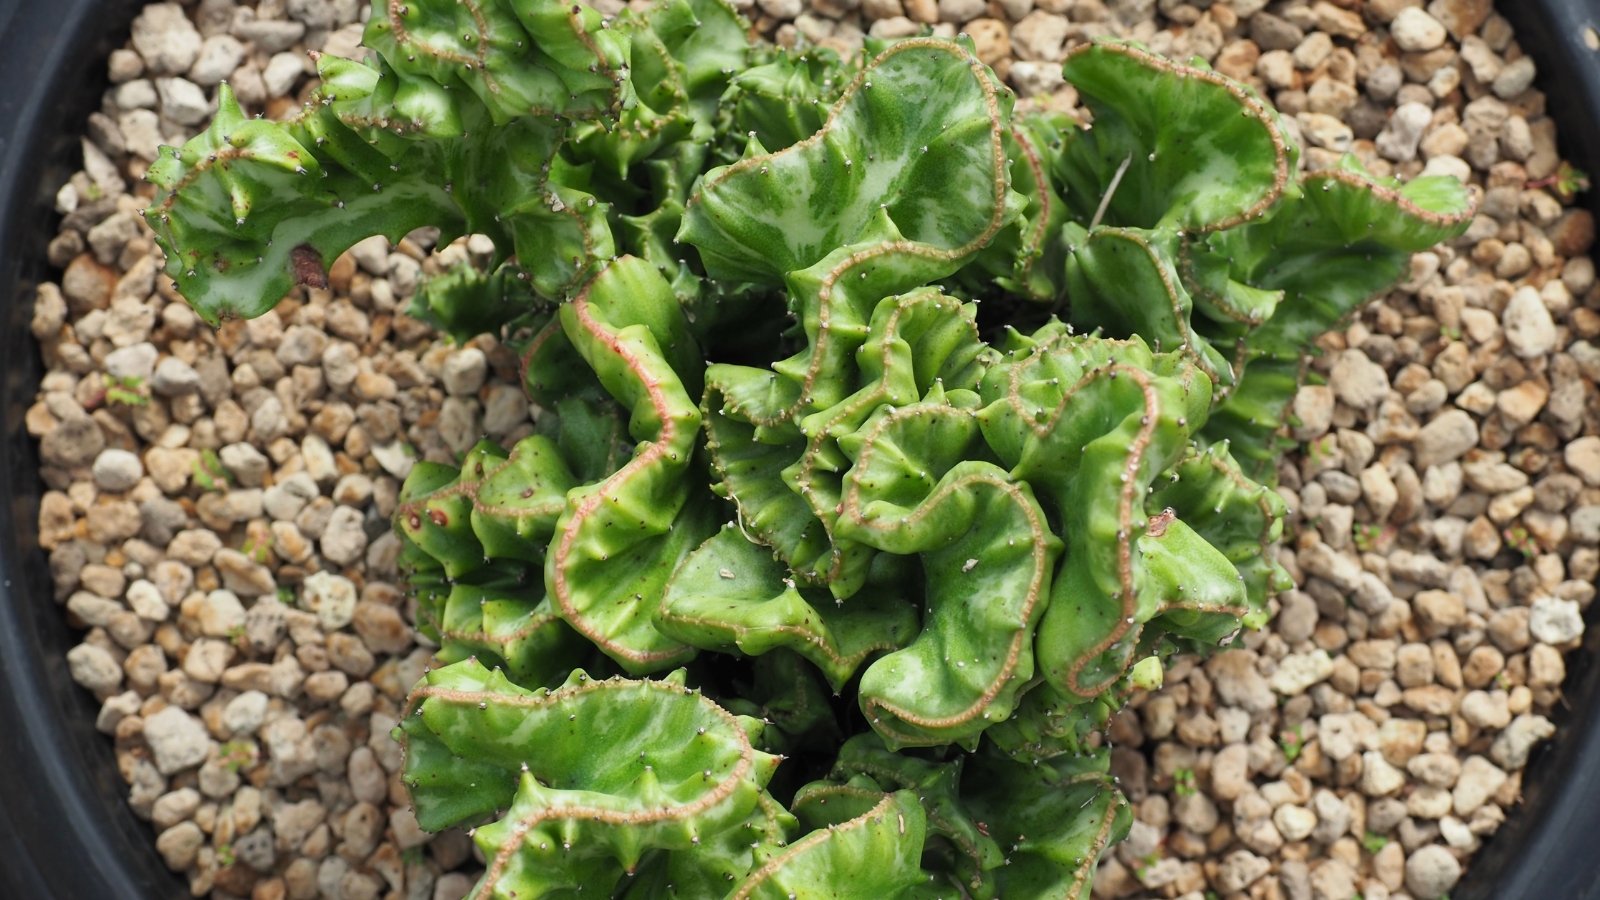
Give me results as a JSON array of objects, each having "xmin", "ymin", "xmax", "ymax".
[
  {"xmin": 0, "ymin": 0, "xmax": 180, "ymax": 897},
  {"xmin": 0, "ymin": 1, "xmax": 1598, "ymax": 898},
  {"xmin": 1448, "ymin": 4, "xmax": 1600, "ymax": 899}
]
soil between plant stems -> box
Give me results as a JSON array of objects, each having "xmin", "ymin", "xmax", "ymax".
[{"xmin": 28, "ymin": 1, "xmax": 1600, "ymax": 899}]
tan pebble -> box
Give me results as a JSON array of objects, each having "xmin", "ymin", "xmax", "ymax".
[
  {"xmin": 182, "ymin": 638, "xmax": 234, "ymax": 683},
  {"xmin": 1378, "ymin": 718, "xmax": 1427, "ymax": 766},
  {"xmin": 1011, "ymin": 10, "xmax": 1067, "ymax": 61},
  {"xmin": 1402, "ymin": 684, "xmax": 1458, "ymax": 716},
  {"xmin": 352, "ymin": 370, "xmax": 397, "ymax": 402},
  {"xmin": 1395, "ymin": 643, "xmax": 1434, "ymax": 687},
  {"xmin": 303, "ymin": 670, "xmax": 349, "ymax": 703},
  {"xmin": 965, "ymin": 17, "xmax": 1010, "ymax": 63},
  {"xmin": 1460, "ymin": 645, "xmax": 1504, "ymax": 688},
  {"xmin": 1432, "ymin": 641, "xmax": 1463, "ymax": 689}
]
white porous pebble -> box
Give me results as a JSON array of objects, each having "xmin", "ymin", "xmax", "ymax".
[
  {"xmin": 1492, "ymin": 715, "xmax": 1557, "ymax": 769},
  {"xmin": 195, "ymin": 589, "xmax": 246, "ymax": 637},
  {"xmin": 1272, "ymin": 804, "xmax": 1317, "ymax": 842},
  {"xmin": 219, "ymin": 442, "xmax": 270, "ymax": 486},
  {"xmin": 105, "ymin": 342, "xmax": 158, "ymax": 381},
  {"xmin": 1390, "ymin": 8, "xmax": 1447, "ymax": 52},
  {"xmin": 302, "ymin": 434, "xmax": 339, "ymax": 484},
  {"xmin": 758, "ymin": 0, "xmax": 803, "ymax": 19},
  {"xmin": 1415, "ymin": 409, "xmax": 1479, "ymax": 469},
  {"xmin": 187, "ymin": 34, "xmax": 244, "ymax": 86},
  {"xmin": 130, "ymin": 3, "xmax": 202, "ymax": 75},
  {"xmin": 371, "ymin": 441, "xmax": 417, "ymax": 479},
  {"xmin": 154, "ymin": 77, "xmax": 209, "ymax": 126},
  {"xmin": 1012, "ymin": 12, "xmax": 1069, "ymax": 62},
  {"xmin": 320, "ymin": 506, "xmax": 370, "ymax": 565},
  {"xmin": 142, "ymin": 706, "xmax": 211, "ymax": 775},
  {"xmin": 125, "ymin": 580, "xmax": 169, "ymax": 621},
  {"xmin": 1565, "ymin": 435, "xmax": 1600, "ymax": 486},
  {"xmin": 1361, "ymin": 751, "xmax": 1407, "ymax": 797},
  {"xmin": 67, "ymin": 642, "xmax": 122, "ymax": 694},
  {"xmin": 1503, "ymin": 286, "xmax": 1559, "ymax": 358},
  {"xmin": 1405, "ymin": 844, "xmax": 1463, "ymax": 899},
  {"xmin": 222, "ymin": 690, "xmax": 270, "ymax": 736},
  {"xmin": 1452, "ymin": 755, "xmax": 1507, "ymax": 816},
  {"xmin": 937, "ymin": 0, "xmax": 985, "ymax": 22},
  {"xmin": 441, "ymin": 347, "xmax": 488, "ymax": 397},
  {"xmin": 1329, "ymin": 348, "xmax": 1389, "ymax": 409},
  {"xmin": 1493, "ymin": 56, "xmax": 1537, "ymax": 99},
  {"xmin": 1375, "ymin": 102, "xmax": 1434, "ymax": 162},
  {"xmin": 1270, "ymin": 649, "xmax": 1334, "ymax": 695},
  {"xmin": 92, "ymin": 448, "xmax": 143, "ymax": 492},
  {"xmin": 1528, "ymin": 596, "xmax": 1584, "ymax": 645},
  {"xmin": 262, "ymin": 52, "xmax": 305, "ymax": 98},
  {"xmin": 264, "ymin": 472, "xmax": 320, "ymax": 520},
  {"xmin": 301, "ymin": 570, "xmax": 358, "ymax": 630},
  {"xmin": 150, "ymin": 356, "xmax": 200, "ymax": 395}
]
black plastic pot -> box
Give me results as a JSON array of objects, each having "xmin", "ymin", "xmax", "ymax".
[{"xmin": 2, "ymin": 0, "xmax": 1599, "ymax": 897}]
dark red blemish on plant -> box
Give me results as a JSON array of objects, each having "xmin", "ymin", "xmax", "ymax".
[{"xmin": 291, "ymin": 243, "xmax": 329, "ymax": 289}]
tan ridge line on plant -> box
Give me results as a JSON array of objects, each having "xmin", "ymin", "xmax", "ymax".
[
  {"xmin": 1088, "ymin": 227, "xmax": 1226, "ymax": 390},
  {"xmin": 548, "ymin": 273, "xmax": 693, "ymax": 666},
  {"xmin": 693, "ymin": 40, "xmax": 1007, "ymax": 429},
  {"xmin": 690, "ymin": 37, "xmax": 987, "ymax": 198},
  {"xmin": 529, "ymin": 176, "xmax": 606, "ymax": 297},
  {"xmin": 516, "ymin": 316, "xmax": 567, "ymax": 392},
  {"xmin": 327, "ymin": 109, "xmax": 426, "ymax": 134},
  {"xmin": 564, "ymin": 3, "xmax": 615, "ymax": 82},
  {"xmin": 1063, "ymin": 791, "xmax": 1127, "ymax": 899},
  {"xmin": 1174, "ymin": 239, "xmax": 1268, "ymax": 327},
  {"xmin": 1008, "ymin": 123, "xmax": 1054, "ymax": 291},
  {"xmin": 393, "ymin": 453, "xmax": 565, "ymax": 528},
  {"xmin": 653, "ymin": 565, "xmax": 903, "ymax": 674},
  {"xmin": 837, "ymin": 406, "xmax": 1049, "ymax": 739},
  {"xmin": 472, "ymin": 495, "xmax": 566, "ymax": 521},
  {"xmin": 832, "ymin": 758, "xmax": 988, "ymax": 880},
  {"xmin": 750, "ymin": 790, "xmax": 792, "ymax": 846},
  {"xmin": 1226, "ymin": 334, "xmax": 1252, "ymax": 397},
  {"xmin": 1149, "ymin": 596, "xmax": 1251, "ymax": 622},
  {"xmin": 791, "ymin": 782, "xmax": 888, "ymax": 809},
  {"xmin": 288, "ymin": 74, "xmax": 429, "ymax": 135},
  {"xmin": 1063, "ymin": 40, "xmax": 1290, "ymax": 233},
  {"xmin": 151, "ymin": 145, "xmax": 254, "ymax": 217},
  {"xmin": 601, "ymin": 34, "xmax": 682, "ymax": 143},
  {"xmin": 395, "ymin": 460, "xmax": 495, "ymax": 519},
  {"xmin": 384, "ymin": 0, "xmax": 493, "ymax": 88},
  {"xmin": 419, "ymin": 608, "xmax": 562, "ymax": 648},
  {"xmin": 729, "ymin": 792, "xmax": 898, "ymax": 898},
  {"xmin": 696, "ymin": 415, "xmax": 776, "ymax": 564},
  {"xmin": 998, "ymin": 352, "xmax": 1158, "ymax": 699},
  {"xmin": 793, "ymin": 291, "xmax": 974, "ymax": 585},
  {"xmin": 725, "ymin": 47, "xmax": 1010, "ymax": 430},
  {"xmin": 412, "ymin": 678, "xmax": 761, "ymax": 900},
  {"xmin": 1202, "ymin": 448, "xmax": 1282, "ymax": 557},
  {"xmin": 1301, "ymin": 168, "xmax": 1480, "ymax": 227}
]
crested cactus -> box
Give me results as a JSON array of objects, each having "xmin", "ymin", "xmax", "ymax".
[{"xmin": 150, "ymin": 0, "xmax": 1475, "ymax": 892}]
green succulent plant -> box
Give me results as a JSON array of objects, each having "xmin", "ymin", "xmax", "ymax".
[{"xmin": 146, "ymin": 0, "xmax": 1474, "ymax": 894}]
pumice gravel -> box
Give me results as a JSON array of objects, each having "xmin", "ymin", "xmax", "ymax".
[{"xmin": 31, "ymin": 0, "xmax": 1597, "ymax": 898}]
